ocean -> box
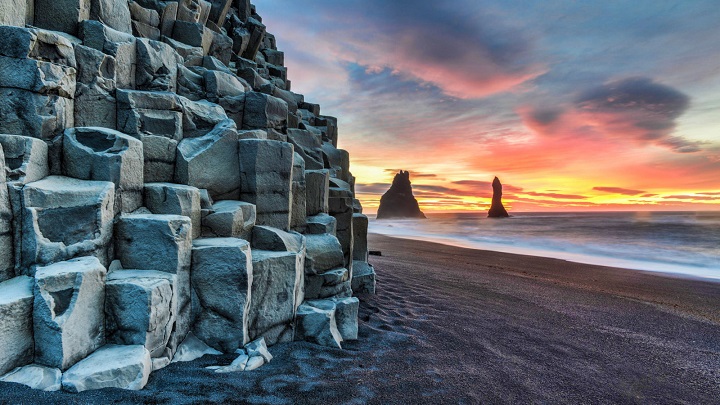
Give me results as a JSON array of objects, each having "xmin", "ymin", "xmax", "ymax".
[{"xmin": 369, "ymin": 211, "xmax": 720, "ymax": 280}]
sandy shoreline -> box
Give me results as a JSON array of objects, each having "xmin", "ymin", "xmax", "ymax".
[{"xmin": 1, "ymin": 233, "xmax": 719, "ymax": 404}]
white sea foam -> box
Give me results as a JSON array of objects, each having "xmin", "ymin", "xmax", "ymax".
[{"xmin": 369, "ymin": 211, "xmax": 720, "ymax": 281}]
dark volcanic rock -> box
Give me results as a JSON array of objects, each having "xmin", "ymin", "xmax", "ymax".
[
  {"xmin": 488, "ymin": 176, "xmax": 510, "ymax": 218},
  {"xmin": 376, "ymin": 171, "xmax": 426, "ymax": 219}
]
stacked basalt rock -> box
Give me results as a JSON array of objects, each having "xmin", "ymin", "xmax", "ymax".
[{"xmin": 0, "ymin": 0, "xmax": 376, "ymax": 393}]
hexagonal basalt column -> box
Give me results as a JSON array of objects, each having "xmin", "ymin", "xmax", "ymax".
[
  {"xmin": 33, "ymin": 257, "xmax": 107, "ymax": 371},
  {"xmin": 238, "ymin": 139, "xmax": 294, "ymax": 231},
  {"xmin": 115, "ymin": 214, "xmax": 192, "ymax": 354},
  {"xmin": 191, "ymin": 238, "xmax": 252, "ymax": 352},
  {"xmin": 63, "ymin": 127, "xmax": 144, "ymax": 214},
  {"xmin": 20, "ymin": 176, "xmax": 115, "ymax": 274},
  {"xmin": 105, "ymin": 270, "xmax": 177, "ymax": 358}
]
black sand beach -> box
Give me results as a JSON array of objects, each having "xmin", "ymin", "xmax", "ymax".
[{"xmin": 2, "ymin": 233, "xmax": 719, "ymax": 404}]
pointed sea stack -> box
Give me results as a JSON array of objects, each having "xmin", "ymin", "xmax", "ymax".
[
  {"xmin": 488, "ymin": 177, "xmax": 510, "ymax": 218},
  {"xmin": 376, "ymin": 171, "xmax": 426, "ymax": 219}
]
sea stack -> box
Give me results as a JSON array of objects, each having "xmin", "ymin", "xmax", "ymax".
[
  {"xmin": 376, "ymin": 171, "xmax": 426, "ymax": 219},
  {"xmin": 488, "ymin": 177, "xmax": 510, "ymax": 218}
]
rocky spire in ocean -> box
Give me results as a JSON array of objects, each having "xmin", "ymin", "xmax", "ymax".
[
  {"xmin": 488, "ymin": 177, "xmax": 510, "ymax": 218},
  {"xmin": 376, "ymin": 171, "xmax": 426, "ymax": 219}
]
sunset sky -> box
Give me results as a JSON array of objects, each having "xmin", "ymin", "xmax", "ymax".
[{"xmin": 258, "ymin": 1, "xmax": 720, "ymax": 213}]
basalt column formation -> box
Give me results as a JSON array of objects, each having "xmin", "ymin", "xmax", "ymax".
[{"xmin": 0, "ymin": 0, "xmax": 376, "ymax": 392}]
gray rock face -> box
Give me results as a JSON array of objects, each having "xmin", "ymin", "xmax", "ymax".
[
  {"xmin": 0, "ymin": 134, "xmax": 49, "ymax": 185},
  {"xmin": 0, "ymin": 89, "xmax": 74, "ymax": 141},
  {"xmin": 251, "ymin": 226, "xmax": 305, "ymax": 253},
  {"xmin": 73, "ymin": 45, "xmax": 117, "ymax": 128},
  {"xmin": 242, "ymin": 91, "xmax": 287, "ymax": 131},
  {"xmin": 136, "ymin": 38, "xmax": 182, "ymax": 92},
  {"xmin": 0, "ymin": 0, "xmax": 26, "ymax": 26},
  {"xmin": 329, "ymin": 195, "xmax": 354, "ymax": 272},
  {"xmin": 144, "ymin": 183, "xmax": 202, "ymax": 239},
  {"xmin": 247, "ymin": 250, "xmax": 304, "ymax": 345},
  {"xmin": 33, "ymin": 0, "xmax": 91, "ymax": 35},
  {"xmin": 0, "ymin": 0, "xmax": 373, "ymax": 393},
  {"xmin": 305, "ymin": 213, "xmax": 337, "ymax": 236},
  {"xmin": 61, "ymin": 344, "xmax": 152, "ymax": 392},
  {"xmin": 294, "ymin": 303, "xmax": 342, "ymax": 348},
  {"xmin": 20, "ymin": 176, "xmax": 115, "ymax": 272},
  {"xmin": 0, "ymin": 364, "xmax": 62, "ymax": 391},
  {"xmin": 291, "ymin": 152, "xmax": 307, "ymax": 231},
  {"xmin": 90, "ymin": 0, "xmax": 132, "ymax": 34},
  {"xmin": 202, "ymin": 200, "xmax": 256, "ymax": 240},
  {"xmin": 33, "ymin": 257, "xmax": 106, "ymax": 371},
  {"xmin": 0, "ymin": 276, "xmax": 34, "ymax": 375},
  {"xmin": 0, "ymin": 146, "xmax": 13, "ymax": 281},
  {"xmin": 79, "ymin": 21, "xmax": 136, "ymax": 89},
  {"xmin": 305, "ymin": 170, "xmax": 329, "ymax": 216},
  {"xmin": 351, "ymin": 260, "xmax": 376, "ymax": 294},
  {"xmin": 176, "ymin": 120, "xmax": 240, "ymax": 200},
  {"xmin": 352, "ymin": 214, "xmax": 369, "ymax": 262},
  {"xmin": 63, "ymin": 127, "xmax": 144, "ymax": 214},
  {"xmin": 115, "ymin": 214, "xmax": 193, "ymax": 353},
  {"xmin": 191, "ymin": 238, "xmax": 252, "ymax": 352},
  {"xmin": 304, "ymin": 234, "xmax": 344, "ymax": 275},
  {"xmin": 239, "ymin": 139, "xmax": 294, "ymax": 230},
  {"xmin": 0, "ymin": 56, "xmax": 76, "ymax": 98},
  {"xmin": 105, "ymin": 270, "xmax": 177, "ymax": 358}
]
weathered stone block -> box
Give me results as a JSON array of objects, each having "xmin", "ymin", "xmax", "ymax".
[
  {"xmin": 305, "ymin": 268, "xmax": 349, "ymax": 300},
  {"xmin": 0, "ymin": 146, "xmax": 13, "ymax": 281},
  {"xmin": 144, "ymin": 183, "xmax": 201, "ymax": 239},
  {"xmin": 242, "ymin": 91, "xmax": 287, "ymax": 131},
  {"xmin": 0, "ymin": 26, "xmax": 76, "ymax": 67},
  {"xmin": 73, "ymin": 45, "xmax": 117, "ymax": 128},
  {"xmin": 202, "ymin": 200, "xmax": 255, "ymax": 240},
  {"xmin": 191, "ymin": 238, "xmax": 252, "ymax": 352},
  {"xmin": 0, "ymin": 276, "xmax": 34, "ymax": 375},
  {"xmin": 329, "ymin": 196, "xmax": 354, "ymax": 272},
  {"xmin": 33, "ymin": 0, "xmax": 90, "ymax": 35},
  {"xmin": 239, "ymin": 139, "xmax": 294, "ymax": 230},
  {"xmin": 139, "ymin": 135, "xmax": 178, "ymax": 183},
  {"xmin": 322, "ymin": 143, "xmax": 351, "ymax": 183},
  {"xmin": 20, "ymin": 176, "xmax": 114, "ymax": 272},
  {"xmin": 136, "ymin": 38, "xmax": 182, "ymax": 92},
  {"xmin": 287, "ymin": 129, "xmax": 323, "ymax": 170},
  {"xmin": 247, "ymin": 250, "xmax": 303, "ymax": 345},
  {"xmin": 33, "ymin": 257, "xmax": 106, "ymax": 371},
  {"xmin": 114, "ymin": 214, "xmax": 192, "ymax": 353},
  {"xmin": 0, "ymin": 0, "xmax": 26, "ymax": 26},
  {"xmin": 351, "ymin": 260, "xmax": 376, "ymax": 294},
  {"xmin": 178, "ymin": 97, "xmax": 229, "ymax": 138},
  {"xmin": 61, "ymin": 344, "xmax": 151, "ymax": 392},
  {"xmin": 251, "ymin": 225, "xmax": 305, "ymax": 253},
  {"xmin": 304, "ymin": 234, "xmax": 344, "ymax": 275},
  {"xmin": 0, "ymin": 89, "xmax": 74, "ymax": 141},
  {"xmin": 291, "ymin": 152, "xmax": 307, "ymax": 231},
  {"xmin": 80, "ymin": 21, "xmax": 136, "ymax": 89},
  {"xmin": 306, "ymin": 170, "xmax": 329, "ymax": 216},
  {"xmin": 90, "ymin": 0, "xmax": 132, "ymax": 34},
  {"xmin": 0, "ymin": 135, "xmax": 49, "ymax": 185},
  {"xmin": 331, "ymin": 296, "xmax": 358, "ymax": 340},
  {"xmin": 294, "ymin": 303, "xmax": 341, "ymax": 348},
  {"xmin": 352, "ymin": 213, "xmax": 369, "ymax": 262},
  {"xmin": 176, "ymin": 120, "xmax": 240, "ymax": 200},
  {"xmin": 305, "ymin": 213, "xmax": 336, "ymax": 236},
  {"xmin": 105, "ymin": 270, "xmax": 177, "ymax": 358},
  {"xmin": 63, "ymin": 127, "xmax": 144, "ymax": 214},
  {"xmin": 0, "ymin": 56, "xmax": 76, "ymax": 99},
  {"xmin": 0, "ymin": 364, "xmax": 62, "ymax": 391}
]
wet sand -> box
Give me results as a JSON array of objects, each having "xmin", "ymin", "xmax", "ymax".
[{"xmin": 2, "ymin": 233, "xmax": 719, "ymax": 404}]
